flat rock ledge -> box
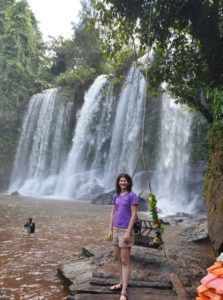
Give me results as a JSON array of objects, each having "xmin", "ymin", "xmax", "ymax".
[
  {"xmin": 181, "ymin": 220, "xmax": 209, "ymax": 242},
  {"xmin": 58, "ymin": 244, "xmax": 192, "ymax": 300}
]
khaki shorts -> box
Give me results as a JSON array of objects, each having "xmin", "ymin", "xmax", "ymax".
[{"xmin": 112, "ymin": 227, "xmax": 135, "ymax": 248}]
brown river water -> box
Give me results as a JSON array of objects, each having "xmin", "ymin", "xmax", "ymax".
[
  {"xmin": 0, "ymin": 195, "xmax": 215, "ymax": 300},
  {"xmin": 0, "ymin": 195, "xmax": 111, "ymax": 300}
]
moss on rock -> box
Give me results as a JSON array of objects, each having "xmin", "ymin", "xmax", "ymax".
[{"xmin": 203, "ymin": 124, "xmax": 223, "ymax": 254}]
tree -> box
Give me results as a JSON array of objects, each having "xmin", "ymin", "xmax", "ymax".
[
  {"xmin": 0, "ymin": 0, "xmax": 44, "ymax": 188},
  {"xmin": 93, "ymin": 0, "xmax": 223, "ymax": 253},
  {"xmin": 0, "ymin": 0, "xmax": 43, "ymax": 111},
  {"xmin": 47, "ymin": 0, "xmax": 105, "ymax": 88},
  {"xmin": 71, "ymin": 0, "xmax": 104, "ymax": 72},
  {"xmin": 93, "ymin": 0, "xmax": 223, "ymax": 123}
]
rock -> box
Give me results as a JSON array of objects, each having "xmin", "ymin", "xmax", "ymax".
[
  {"xmin": 58, "ymin": 245, "xmax": 113, "ymax": 293},
  {"xmin": 181, "ymin": 221, "xmax": 209, "ymax": 242},
  {"xmin": 161, "ymin": 213, "xmax": 199, "ymax": 226},
  {"xmin": 67, "ymin": 296, "xmax": 75, "ymax": 300},
  {"xmin": 91, "ymin": 190, "xmax": 114, "ymax": 205},
  {"xmin": 90, "ymin": 272, "xmax": 172, "ymax": 289},
  {"xmin": 82, "ymin": 244, "xmax": 112, "ymax": 259},
  {"xmin": 203, "ymin": 132, "xmax": 223, "ymax": 255},
  {"xmin": 11, "ymin": 191, "xmax": 20, "ymax": 196},
  {"xmin": 137, "ymin": 191, "xmax": 149, "ymax": 211},
  {"xmin": 58, "ymin": 258, "xmax": 94, "ymax": 292},
  {"xmin": 59, "ymin": 221, "xmax": 214, "ymax": 299},
  {"xmin": 160, "ymin": 219, "xmax": 170, "ymax": 225},
  {"xmin": 81, "ymin": 244, "xmax": 113, "ymax": 267},
  {"xmin": 91, "ymin": 190, "xmax": 149, "ymax": 211}
]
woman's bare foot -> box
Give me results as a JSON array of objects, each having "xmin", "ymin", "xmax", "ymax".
[
  {"xmin": 110, "ymin": 283, "xmax": 122, "ymax": 291},
  {"xmin": 120, "ymin": 293, "xmax": 128, "ymax": 300}
]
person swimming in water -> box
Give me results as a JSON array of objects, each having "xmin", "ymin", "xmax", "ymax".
[{"xmin": 24, "ymin": 218, "xmax": 35, "ymax": 233}]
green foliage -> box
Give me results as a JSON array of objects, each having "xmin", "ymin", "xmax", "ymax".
[
  {"xmin": 72, "ymin": 18, "xmax": 104, "ymax": 72},
  {"xmin": 0, "ymin": 0, "xmax": 44, "ymax": 188},
  {"xmin": 142, "ymin": 48, "xmax": 164, "ymax": 97},
  {"xmin": 104, "ymin": 48, "xmax": 135, "ymax": 85},
  {"xmin": 44, "ymin": 0, "xmax": 105, "ymax": 92},
  {"xmin": 190, "ymin": 113, "xmax": 209, "ymax": 164},
  {"xmin": 92, "ymin": 0, "xmax": 139, "ymax": 80},
  {"xmin": 0, "ymin": 130, "xmax": 18, "ymax": 187},
  {"xmin": 206, "ymin": 87, "xmax": 223, "ymax": 126},
  {"xmin": 55, "ymin": 66, "xmax": 96, "ymax": 90},
  {"xmin": 203, "ymin": 123, "xmax": 223, "ymax": 203},
  {"xmin": 0, "ymin": 0, "xmax": 44, "ymax": 102}
]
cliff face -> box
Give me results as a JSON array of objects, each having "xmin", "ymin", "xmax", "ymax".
[{"xmin": 204, "ymin": 126, "xmax": 223, "ymax": 254}]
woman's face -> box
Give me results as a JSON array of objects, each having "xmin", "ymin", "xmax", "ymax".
[{"xmin": 119, "ymin": 177, "xmax": 129, "ymax": 190}]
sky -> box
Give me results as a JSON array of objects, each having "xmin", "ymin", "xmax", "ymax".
[{"xmin": 28, "ymin": 0, "xmax": 82, "ymax": 40}]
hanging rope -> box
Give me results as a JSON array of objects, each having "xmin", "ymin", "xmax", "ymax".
[
  {"xmin": 132, "ymin": 0, "xmax": 153, "ymax": 194},
  {"xmin": 131, "ymin": 2, "xmax": 165, "ymax": 243}
]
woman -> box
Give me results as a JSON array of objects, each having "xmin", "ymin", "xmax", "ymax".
[{"xmin": 108, "ymin": 173, "xmax": 138, "ymax": 300}]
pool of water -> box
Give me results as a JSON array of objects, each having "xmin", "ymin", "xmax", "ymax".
[{"xmin": 0, "ymin": 195, "xmax": 110, "ymax": 300}]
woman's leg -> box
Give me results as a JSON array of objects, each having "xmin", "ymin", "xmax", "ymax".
[
  {"xmin": 114, "ymin": 245, "xmax": 122, "ymax": 285},
  {"xmin": 120, "ymin": 247, "xmax": 131, "ymax": 297}
]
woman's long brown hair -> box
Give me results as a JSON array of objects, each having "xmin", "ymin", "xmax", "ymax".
[{"xmin": 115, "ymin": 173, "xmax": 132, "ymax": 195}]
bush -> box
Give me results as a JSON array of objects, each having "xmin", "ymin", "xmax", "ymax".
[{"xmin": 55, "ymin": 66, "xmax": 96, "ymax": 90}]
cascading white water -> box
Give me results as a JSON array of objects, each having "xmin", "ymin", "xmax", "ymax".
[
  {"xmin": 104, "ymin": 63, "xmax": 146, "ymax": 188},
  {"xmin": 54, "ymin": 62, "xmax": 147, "ymax": 199},
  {"xmin": 9, "ymin": 89, "xmax": 72, "ymax": 195},
  {"xmin": 55, "ymin": 75, "xmax": 114, "ymax": 198},
  {"xmin": 9, "ymin": 61, "xmax": 204, "ymax": 214},
  {"xmin": 153, "ymin": 93, "xmax": 193, "ymax": 214}
]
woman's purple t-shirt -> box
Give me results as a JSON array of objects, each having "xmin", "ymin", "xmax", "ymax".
[{"xmin": 112, "ymin": 191, "xmax": 138, "ymax": 229}]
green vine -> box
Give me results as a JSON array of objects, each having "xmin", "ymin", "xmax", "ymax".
[{"xmin": 149, "ymin": 193, "xmax": 164, "ymax": 244}]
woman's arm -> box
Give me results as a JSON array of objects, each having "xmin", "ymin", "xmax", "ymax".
[
  {"xmin": 124, "ymin": 205, "xmax": 138, "ymax": 242},
  {"xmin": 108, "ymin": 205, "xmax": 115, "ymax": 240},
  {"xmin": 127, "ymin": 205, "xmax": 138, "ymax": 234}
]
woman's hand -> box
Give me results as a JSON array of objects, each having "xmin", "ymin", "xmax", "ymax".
[
  {"xmin": 108, "ymin": 230, "xmax": 113, "ymax": 241},
  {"xmin": 124, "ymin": 231, "xmax": 130, "ymax": 243}
]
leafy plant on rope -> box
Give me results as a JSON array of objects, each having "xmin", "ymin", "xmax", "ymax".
[{"xmin": 149, "ymin": 193, "xmax": 164, "ymax": 245}]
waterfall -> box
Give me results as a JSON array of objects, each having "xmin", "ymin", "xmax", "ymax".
[
  {"xmin": 55, "ymin": 64, "xmax": 147, "ymax": 199},
  {"xmin": 9, "ymin": 89, "xmax": 72, "ymax": 195},
  {"xmin": 153, "ymin": 93, "xmax": 193, "ymax": 214},
  {"xmin": 55, "ymin": 75, "xmax": 114, "ymax": 198},
  {"xmin": 9, "ymin": 61, "xmax": 204, "ymax": 214},
  {"xmin": 104, "ymin": 64, "xmax": 146, "ymax": 187}
]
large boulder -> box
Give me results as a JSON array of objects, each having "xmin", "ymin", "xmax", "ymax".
[
  {"xmin": 137, "ymin": 191, "xmax": 149, "ymax": 211},
  {"xmin": 11, "ymin": 191, "xmax": 20, "ymax": 196},
  {"xmin": 58, "ymin": 258, "xmax": 94, "ymax": 292},
  {"xmin": 181, "ymin": 221, "xmax": 209, "ymax": 242},
  {"xmin": 91, "ymin": 190, "xmax": 148, "ymax": 211},
  {"xmin": 91, "ymin": 190, "xmax": 114, "ymax": 205}
]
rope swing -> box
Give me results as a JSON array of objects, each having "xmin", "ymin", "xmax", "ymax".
[{"xmin": 131, "ymin": 0, "xmax": 164, "ymax": 249}]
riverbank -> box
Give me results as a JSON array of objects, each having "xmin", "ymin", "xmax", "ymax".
[{"xmin": 0, "ymin": 195, "xmax": 215, "ymax": 299}]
